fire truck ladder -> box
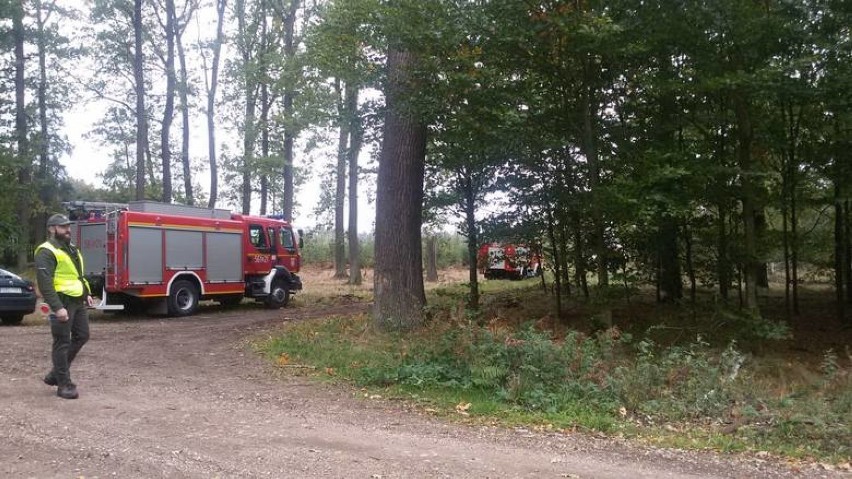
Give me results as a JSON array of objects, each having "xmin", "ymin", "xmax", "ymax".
[{"xmin": 96, "ymin": 210, "xmax": 124, "ymax": 311}]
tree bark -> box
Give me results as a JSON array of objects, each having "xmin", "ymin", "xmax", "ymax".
[
  {"xmin": 580, "ymin": 80, "xmax": 607, "ymax": 287},
  {"xmin": 205, "ymin": 0, "xmax": 227, "ymax": 208},
  {"xmin": 259, "ymin": 9, "xmax": 270, "ymax": 216},
  {"xmin": 373, "ymin": 48, "xmax": 427, "ymax": 331},
  {"xmin": 160, "ymin": 0, "xmax": 176, "ymax": 203},
  {"xmin": 13, "ymin": 0, "xmax": 31, "ymax": 268},
  {"xmin": 425, "ymin": 236, "xmax": 438, "ymax": 283},
  {"xmin": 133, "ymin": 0, "xmax": 149, "ymax": 201},
  {"xmin": 658, "ymin": 216, "xmax": 682, "ymax": 302},
  {"xmin": 347, "ymin": 83, "xmax": 363, "ymax": 285},
  {"xmin": 572, "ymin": 211, "xmax": 589, "ymax": 299},
  {"xmin": 34, "ymin": 0, "xmax": 54, "ymax": 246},
  {"xmin": 175, "ymin": 4, "xmax": 193, "ymax": 205},
  {"xmin": 684, "ymin": 225, "xmax": 696, "ymax": 303},
  {"xmin": 716, "ymin": 203, "xmax": 730, "ymax": 301},
  {"xmin": 546, "ymin": 206, "xmax": 564, "ymax": 321},
  {"xmin": 462, "ymin": 171, "xmax": 479, "ymax": 310},
  {"xmin": 334, "ymin": 81, "xmax": 348, "ymax": 279},
  {"xmin": 835, "ymin": 180, "xmax": 846, "ymax": 321},
  {"xmin": 279, "ymin": 0, "xmax": 299, "ymax": 221},
  {"xmin": 260, "ymin": 81, "xmax": 270, "ymax": 215},
  {"xmin": 733, "ymin": 89, "xmax": 759, "ymax": 314},
  {"xmin": 236, "ymin": 0, "xmax": 258, "ymax": 215}
]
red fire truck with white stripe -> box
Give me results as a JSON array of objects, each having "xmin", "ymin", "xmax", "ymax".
[
  {"xmin": 478, "ymin": 243, "xmax": 542, "ymax": 280},
  {"xmin": 67, "ymin": 201, "xmax": 302, "ymax": 316}
]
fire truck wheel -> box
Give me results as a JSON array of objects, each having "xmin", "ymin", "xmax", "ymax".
[
  {"xmin": 265, "ymin": 280, "xmax": 290, "ymax": 309},
  {"xmin": 168, "ymin": 280, "xmax": 200, "ymax": 316}
]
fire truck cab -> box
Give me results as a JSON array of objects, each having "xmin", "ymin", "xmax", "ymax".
[{"xmin": 69, "ymin": 201, "xmax": 302, "ymax": 316}]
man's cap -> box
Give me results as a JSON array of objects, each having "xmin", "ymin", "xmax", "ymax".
[{"xmin": 47, "ymin": 213, "xmax": 72, "ymax": 227}]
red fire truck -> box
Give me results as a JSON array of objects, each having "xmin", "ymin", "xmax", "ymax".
[
  {"xmin": 478, "ymin": 243, "xmax": 542, "ymax": 280},
  {"xmin": 67, "ymin": 201, "xmax": 302, "ymax": 316}
]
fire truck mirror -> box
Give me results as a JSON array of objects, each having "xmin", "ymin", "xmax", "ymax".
[{"xmin": 297, "ymin": 229, "xmax": 304, "ymax": 249}]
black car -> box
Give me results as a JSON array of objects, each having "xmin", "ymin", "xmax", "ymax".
[{"xmin": 0, "ymin": 267, "xmax": 37, "ymax": 325}]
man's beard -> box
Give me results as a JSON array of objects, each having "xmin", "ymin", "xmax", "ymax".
[{"xmin": 54, "ymin": 231, "xmax": 72, "ymax": 244}]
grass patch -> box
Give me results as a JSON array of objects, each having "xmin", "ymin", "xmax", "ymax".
[{"xmin": 258, "ymin": 279, "xmax": 851, "ymax": 463}]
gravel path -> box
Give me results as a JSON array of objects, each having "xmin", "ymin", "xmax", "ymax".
[{"xmin": 0, "ymin": 303, "xmax": 844, "ymax": 478}]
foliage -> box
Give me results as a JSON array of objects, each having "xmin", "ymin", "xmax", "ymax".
[
  {"xmin": 300, "ymin": 228, "xmax": 467, "ymax": 269},
  {"xmin": 258, "ymin": 278, "xmax": 852, "ymax": 460}
]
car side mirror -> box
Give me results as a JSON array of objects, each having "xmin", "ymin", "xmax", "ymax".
[{"xmin": 297, "ymin": 229, "xmax": 304, "ymax": 249}]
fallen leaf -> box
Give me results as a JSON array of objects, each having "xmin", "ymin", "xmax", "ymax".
[
  {"xmin": 325, "ymin": 367, "xmax": 336, "ymax": 376},
  {"xmin": 277, "ymin": 353, "xmax": 290, "ymax": 366},
  {"xmin": 618, "ymin": 407, "xmax": 627, "ymax": 418},
  {"xmin": 456, "ymin": 402, "xmax": 471, "ymax": 415}
]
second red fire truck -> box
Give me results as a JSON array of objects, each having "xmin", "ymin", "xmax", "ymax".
[
  {"xmin": 68, "ymin": 201, "xmax": 302, "ymax": 316},
  {"xmin": 478, "ymin": 242, "xmax": 543, "ymax": 280}
]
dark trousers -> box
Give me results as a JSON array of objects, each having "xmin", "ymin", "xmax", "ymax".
[{"xmin": 50, "ymin": 299, "xmax": 90, "ymax": 386}]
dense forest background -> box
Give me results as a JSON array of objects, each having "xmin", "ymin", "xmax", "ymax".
[{"xmin": 1, "ymin": 0, "xmax": 850, "ymax": 326}]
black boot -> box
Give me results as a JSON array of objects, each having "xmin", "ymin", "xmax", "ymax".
[
  {"xmin": 57, "ymin": 383, "xmax": 78, "ymax": 400},
  {"xmin": 43, "ymin": 372, "xmax": 57, "ymax": 386}
]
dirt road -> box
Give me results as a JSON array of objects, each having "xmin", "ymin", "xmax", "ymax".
[{"xmin": 0, "ymin": 303, "xmax": 841, "ymax": 478}]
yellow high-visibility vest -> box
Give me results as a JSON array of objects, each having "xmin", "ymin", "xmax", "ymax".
[{"xmin": 35, "ymin": 242, "xmax": 90, "ymax": 297}]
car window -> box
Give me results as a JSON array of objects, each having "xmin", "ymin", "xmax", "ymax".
[
  {"xmin": 249, "ymin": 225, "xmax": 267, "ymax": 248},
  {"xmin": 280, "ymin": 228, "xmax": 295, "ymax": 250},
  {"xmin": 267, "ymin": 227, "xmax": 277, "ymax": 249}
]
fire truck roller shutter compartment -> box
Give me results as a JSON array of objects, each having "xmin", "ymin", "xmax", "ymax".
[
  {"xmin": 206, "ymin": 232, "xmax": 242, "ymax": 282},
  {"xmin": 165, "ymin": 230, "xmax": 203, "ymax": 269},
  {"xmin": 129, "ymin": 227, "xmax": 164, "ymax": 284},
  {"xmin": 77, "ymin": 222, "xmax": 107, "ymax": 276}
]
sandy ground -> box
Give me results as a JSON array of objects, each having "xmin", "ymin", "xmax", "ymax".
[{"xmin": 0, "ymin": 300, "xmax": 845, "ymax": 479}]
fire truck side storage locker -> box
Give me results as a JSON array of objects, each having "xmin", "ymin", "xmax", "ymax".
[
  {"xmin": 206, "ymin": 232, "xmax": 242, "ymax": 282},
  {"xmin": 128, "ymin": 227, "xmax": 164, "ymax": 284}
]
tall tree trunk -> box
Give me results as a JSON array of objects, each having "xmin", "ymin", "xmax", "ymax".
[
  {"xmin": 258, "ymin": 10, "xmax": 269, "ymax": 216},
  {"xmin": 425, "ymin": 235, "xmax": 438, "ymax": 283},
  {"xmin": 347, "ymin": 83, "xmax": 363, "ymax": 285},
  {"xmin": 782, "ymin": 99, "xmax": 802, "ymax": 315},
  {"xmin": 13, "ymin": 0, "xmax": 31, "ymax": 268},
  {"xmin": 462, "ymin": 172, "xmax": 479, "ymax": 310},
  {"xmin": 373, "ymin": 49, "xmax": 427, "ymax": 331},
  {"xmin": 845, "ymin": 200, "xmax": 852, "ymax": 306},
  {"xmin": 133, "ymin": 0, "xmax": 149, "ymax": 201},
  {"xmin": 160, "ymin": 0, "xmax": 176, "ymax": 203},
  {"xmin": 835, "ymin": 180, "xmax": 846, "ymax": 322},
  {"xmin": 714, "ymin": 99, "xmax": 731, "ymax": 303},
  {"xmin": 716, "ymin": 203, "xmax": 730, "ymax": 301},
  {"xmin": 580, "ymin": 81, "xmax": 607, "ymax": 287},
  {"xmin": 572, "ymin": 211, "xmax": 589, "ymax": 299},
  {"xmin": 684, "ymin": 224, "xmax": 696, "ymax": 304},
  {"xmin": 279, "ymin": 0, "xmax": 299, "ymax": 222},
  {"xmin": 658, "ymin": 216, "xmax": 682, "ymax": 302},
  {"xmin": 733, "ymin": 89, "xmax": 759, "ymax": 314},
  {"xmin": 242, "ymin": 95, "xmax": 256, "ymax": 214},
  {"xmin": 205, "ymin": 0, "xmax": 227, "ymax": 208},
  {"xmin": 791, "ymin": 166, "xmax": 800, "ymax": 315},
  {"xmin": 236, "ymin": 0, "xmax": 258, "ymax": 215},
  {"xmin": 782, "ymin": 168, "xmax": 792, "ymax": 319},
  {"xmin": 35, "ymin": 0, "xmax": 53, "ymax": 245},
  {"xmin": 334, "ymin": 81, "xmax": 348, "ymax": 279},
  {"xmin": 556, "ymin": 215, "xmax": 571, "ymax": 296},
  {"xmin": 260, "ymin": 81, "xmax": 270, "ymax": 215},
  {"xmin": 546, "ymin": 206, "xmax": 564, "ymax": 321},
  {"xmin": 175, "ymin": 7, "xmax": 193, "ymax": 205}
]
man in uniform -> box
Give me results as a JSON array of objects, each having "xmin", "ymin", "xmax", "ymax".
[{"xmin": 36, "ymin": 214, "xmax": 95, "ymax": 399}]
